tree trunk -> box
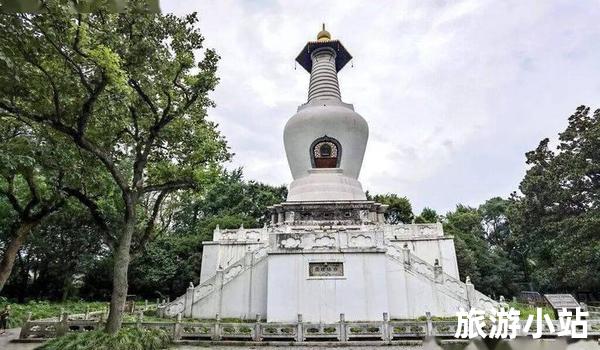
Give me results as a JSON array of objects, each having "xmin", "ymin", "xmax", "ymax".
[
  {"xmin": 105, "ymin": 194, "xmax": 137, "ymax": 334},
  {"xmin": 0, "ymin": 221, "xmax": 37, "ymax": 292}
]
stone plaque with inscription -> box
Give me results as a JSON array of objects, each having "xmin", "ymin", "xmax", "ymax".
[
  {"xmin": 308, "ymin": 262, "xmax": 344, "ymax": 277},
  {"xmin": 544, "ymin": 294, "xmax": 580, "ymax": 310}
]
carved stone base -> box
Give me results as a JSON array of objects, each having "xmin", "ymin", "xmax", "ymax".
[{"xmin": 268, "ymin": 200, "xmax": 388, "ymax": 226}]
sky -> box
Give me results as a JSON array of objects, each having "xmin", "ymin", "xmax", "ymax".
[{"xmin": 161, "ymin": 0, "xmax": 600, "ymax": 213}]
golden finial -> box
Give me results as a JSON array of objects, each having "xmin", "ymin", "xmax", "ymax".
[{"xmin": 317, "ymin": 23, "xmax": 331, "ymax": 42}]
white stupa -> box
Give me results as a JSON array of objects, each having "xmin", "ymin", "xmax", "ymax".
[{"xmin": 161, "ymin": 26, "xmax": 497, "ymax": 323}]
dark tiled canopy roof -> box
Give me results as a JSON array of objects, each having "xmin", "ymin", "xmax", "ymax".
[{"xmin": 295, "ymin": 39, "xmax": 352, "ymax": 73}]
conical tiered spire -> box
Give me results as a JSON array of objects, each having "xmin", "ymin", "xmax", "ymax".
[{"xmin": 295, "ymin": 25, "xmax": 352, "ymax": 103}]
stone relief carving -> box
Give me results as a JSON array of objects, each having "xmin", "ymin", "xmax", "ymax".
[
  {"xmin": 280, "ymin": 237, "xmax": 302, "ymax": 249},
  {"xmin": 387, "ymin": 245, "xmax": 402, "ymax": 259},
  {"xmin": 165, "ymin": 298, "xmax": 184, "ymax": 316},
  {"xmin": 253, "ymin": 246, "xmax": 268, "ymax": 260},
  {"xmin": 224, "ymin": 264, "xmax": 243, "ymax": 283},
  {"xmin": 194, "ymin": 284, "xmax": 214, "ymax": 300},
  {"xmin": 312, "ymin": 235, "xmax": 336, "ymax": 248},
  {"xmin": 349, "ymin": 234, "xmax": 373, "ymax": 248},
  {"xmin": 418, "ymin": 225, "xmax": 438, "ymax": 237}
]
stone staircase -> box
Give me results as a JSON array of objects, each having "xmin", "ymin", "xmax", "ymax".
[
  {"xmin": 386, "ymin": 243, "xmax": 498, "ymax": 312},
  {"xmin": 160, "ymin": 244, "xmax": 269, "ymax": 318}
]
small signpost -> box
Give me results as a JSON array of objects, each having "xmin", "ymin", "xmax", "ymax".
[{"xmin": 544, "ymin": 294, "xmax": 581, "ymax": 318}]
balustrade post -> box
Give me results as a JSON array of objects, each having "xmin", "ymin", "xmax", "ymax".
[
  {"xmin": 173, "ymin": 313, "xmax": 182, "ymax": 341},
  {"xmin": 433, "ymin": 259, "xmax": 443, "ymax": 283},
  {"xmin": 402, "ymin": 243, "xmax": 411, "ymax": 265},
  {"xmin": 215, "ymin": 270, "xmax": 224, "ymax": 315},
  {"xmin": 136, "ymin": 310, "xmax": 144, "ymax": 328},
  {"xmin": 425, "ymin": 311, "xmax": 433, "ymax": 337},
  {"xmin": 296, "ymin": 314, "xmax": 303, "ymax": 342},
  {"xmin": 254, "ymin": 313, "xmax": 262, "ymax": 341},
  {"xmin": 84, "ymin": 306, "xmax": 90, "ymax": 320},
  {"xmin": 185, "ymin": 282, "xmax": 194, "ymax": 318},
  {"xmin": 144, "ymin": 300, "xmax": 149, "ymax": 311},
  {"xmin": 213, "ymin": 313, "xmax": 221, "ymax": 341},
  {"xmin": 20, "ymin": 312, "xmax": 33, "ymax": 339},
  {"xmin": 465, "ymin": 276, "xmax": 475, "ymax": 310},
  {"xmin": 339, "ymin": 313, "xmax": 347, "ymax": 343},
  {"xmin": 383, "ymin": 312, "xmax": 390, "ymax": 342},
  {"xmin": 58, "ymin": 312, "xmax": 69, "ymax": 336}
]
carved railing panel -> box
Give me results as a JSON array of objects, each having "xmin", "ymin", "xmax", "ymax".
[
  {"xmin": 389, "ymin": 321, "xmax": 427, "ymax": 338},
  {"xmin": 260, "ymin": 324, "xmax": 297, "ymax": 339},
  {"xmin": 345, "ymin": 322, "xmax": 384, "ymax": 339},
  {"xmin": 219, "ymin": 323, "xmax": 255, "ymax": 339},
  {"xmin": 302, "ymin": 323, "xmax": 341, "ymax": 340},
  {"xmin": 431, "ymin": 321, "xmax": 457, "ymax": 337},
  {"xmin": 180, "ymin": 322, "xmax": 215, "ymax": 339}
]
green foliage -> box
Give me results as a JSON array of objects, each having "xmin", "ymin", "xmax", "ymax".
[
  {"xmin": 173, "ymin": 169, "xmax": 287, "ymax": 233},
  {"xmin": 0, "ymin": 299, "xmax": 107, "ymax": 328},
  {"xmin": 128, "ymin": 234, "xmax": 203, "ymax": 299},
  {"xmin": 414, "ymin": 207, "xmax": 439, "ymax": 223},
  {"xmin": 0, "ymin": 0, "xmax": 161, "ymax": 13},
  {"xmin": 37, "ymin": 328, "xmax": 171, "ymax": 350},
  {"xmin": 509, "ymin": 106, "xmax": 600, "ymax": 292},
  {"xmin": 3, "ymin": 202, "xmax": 106, "ymax": 301},
  {"xmin": 0, "ymin": 1, "xmax": 232, "ymax": 330},
  {"xmin": 508, "ymin": 302, "xmax": 555, "ymax": 320},
  {"xmin": 370, "ymin": 193, "xmax": 414, "ymax": 224},
  {"xmin": 444, "ymin": 204, "xmax": 522, "ymax": 298}
]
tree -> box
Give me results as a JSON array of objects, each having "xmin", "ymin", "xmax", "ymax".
[
  {"xmin": 370, "ymin": 193, "xmax": 414, "ymax": 224},
  {"xmin": 0, "ymin": 2, "xmax": 229, "ymax": 332},
  {"xmin": 509, "ymin": 106, "xmax": 600, "ymax": 293},
  {"xmin": 172, "ymin": 169, "xmax": 287, "ymax": 233},
  {"xmin": 479, "ymin": 197, "xmax": 513, "ymax": 251},
  {"xmin": 128, "ymin": 170, "xmax": 286, "ymax": 299},
  {"xmin": 0, "ymin": 119, "xmax": 66, "ymax": 292},
  {"xmin": 444, "ymin": 204, "xmax": 521, "ymax": 298},
  {"xmin": 414, "ymin": 207, "xmax": 439, "ymax": 223}
]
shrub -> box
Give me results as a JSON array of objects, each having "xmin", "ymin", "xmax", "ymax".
[
  {"xmin": 0, "ymin": 300, "xmax": 108, "ymax": 328},
  {"xmin": 36, "ymin": 328, "xmax": 171, "ymax": 350}
]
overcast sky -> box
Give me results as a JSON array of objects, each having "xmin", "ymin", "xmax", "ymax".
[{"xmin": 161, "ymin": 0, "xmax": 600, "ymax": 213}]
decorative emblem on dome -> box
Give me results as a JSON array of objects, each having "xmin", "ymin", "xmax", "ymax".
[
  {"xmin": 313, "ymin": 141, "xmax": 338, "ymax": 158},
  {"xmin": 310, "ymin": 136, "xmax": 341, "ymax": 168}
]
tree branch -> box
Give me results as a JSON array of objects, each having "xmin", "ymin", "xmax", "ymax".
[
  {"xmin": 63, "ymin": 187, "xmax": 116, "ymax": 246},
  {"xmin": 22, "ymin": 173, "xmax": 41, "ymax": 217},
  {"xmin": 78, "ymin": 75, "xmax": 108, "ymax": 134},
  {"xmin": 135, "ymin": 190, "xmax": 170, "ymax": 251},
  {"xmin": 2, "ymin": 96, "xmax": 129, "ymax": 194},
  {"xmin": 23, "ymin": 15, "xmax": 93, "ymax": 93},
  {"xmin": 141, "ymin": 179, "xmax": 196, "ymax": 194},
  {"xmin": 0, "ymin": 176, "xmax": 24, "ymax": 215},
  {"xmin": 128, "ymin": 79, "xmax": 157, "ymax": 115}
]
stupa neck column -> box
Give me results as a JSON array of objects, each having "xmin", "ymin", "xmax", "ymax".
[{"xmin": 307, "ymin": 48, "xmax": 341, "ymax": 102}]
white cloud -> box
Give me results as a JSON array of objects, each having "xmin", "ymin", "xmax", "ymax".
[{"xmin": 162, "ymin": 0, "xmax": 600, "ymax": 213}]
